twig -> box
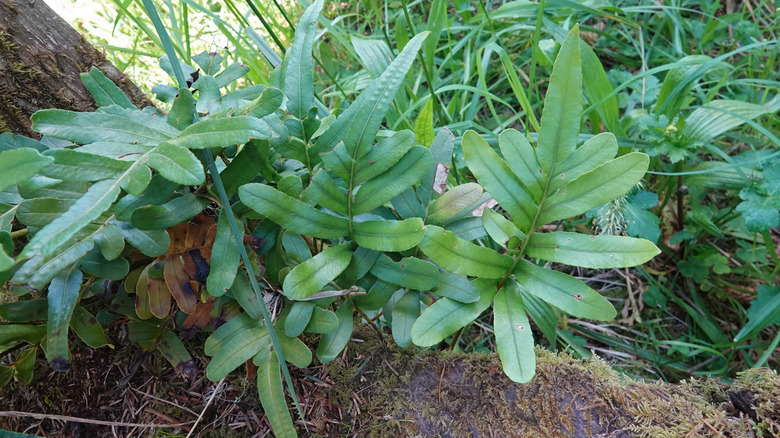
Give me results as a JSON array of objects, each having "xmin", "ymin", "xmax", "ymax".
[
  {"xmin": 144, "ymin": 408, "xmax": 190, "ymax": 431},
  {"xmin": 701, "ymin": 419, "xmax": 725, "ymax": 437},
  {"xmin": 0, "ymin": 411, "xmax": 194, "ymax": 428},
  {"xmin": 131, "ymin": 386, "xmax": 199, "ymax": 416},
  {"xmin": 10, "ymin": 228, "xmax": 28, "ymax": 239},
  {"xmin": 437, "ymin": 365, "xmax": 446, "ymax": 404},
  {"xmin": 348, "ymin": 296, "xmax": 385, "ymax": 344},
  {"xmin": 185, "ymin": 377, "xmax": 226, "ymax": 438}
]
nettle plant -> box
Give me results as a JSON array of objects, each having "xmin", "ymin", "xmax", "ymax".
[{"xmin": 0, "ymin": 1, "xmax": 659, "ymax": 434}]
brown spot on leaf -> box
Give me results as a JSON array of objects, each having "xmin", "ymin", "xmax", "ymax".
[{"xmin": 433, "ymin": 163, "xmax": 449, "ymax": 194}]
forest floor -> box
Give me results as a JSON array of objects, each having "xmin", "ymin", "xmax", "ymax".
[{"xmin": 2, "ymin": 324, "xmax": 779, "ymax": 438}]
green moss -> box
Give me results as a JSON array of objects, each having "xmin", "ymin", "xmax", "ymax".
[
  {"xmin": 319, "ymin": 325, "xmax": 780, "ymax": 437},
  {"xmin": 0, "ymin": 30, "xmax": 18, "ymax": 54}
]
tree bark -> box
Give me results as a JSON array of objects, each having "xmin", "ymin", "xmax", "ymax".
[{"xmin": 0, "ymin": 0, "xmax": 152, "ymax": 136}]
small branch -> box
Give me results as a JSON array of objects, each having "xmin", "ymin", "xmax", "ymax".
[
  {"xmin": 185, "ymin": 377, "xmax": 225, "ymax": 438},
  {"xmin": 448, "ymin": 328, "xmax": 463, "ymax": 351},
  {"xmin": 348, "ymin": 297, "xmax": 386, "ymax": 344},
  {"xmin": 0, "ymin": 411, "xmax": 194, "ymax": 428}
]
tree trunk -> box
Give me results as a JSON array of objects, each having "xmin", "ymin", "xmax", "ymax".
[{"xmin": 0, "ymin": 0, "xmax": 152, "ymax": 136}]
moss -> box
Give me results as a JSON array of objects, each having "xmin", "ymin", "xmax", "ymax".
[
  {"xmin": 319, "ymin": 325, "xmax": 780, "ymax": 437},
  {"xmin": 0, "ymin": 30, "xmax": 18, "ymax": 53},
  {"xmin": 12, "ymin": 62, "xmax": 36, "ymax": 79}
]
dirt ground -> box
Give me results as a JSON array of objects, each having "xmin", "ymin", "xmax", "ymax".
[{"xmin": 2, "ymin": 325, "xmax": 779, "ymax": 438}]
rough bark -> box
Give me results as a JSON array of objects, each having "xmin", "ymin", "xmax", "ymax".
[{"xmin": 0, "ymin": 0, "xmax": 152, "ymax": 136}]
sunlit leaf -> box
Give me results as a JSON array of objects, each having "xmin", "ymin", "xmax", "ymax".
[
  {"xmin": 538, "ymin": 153, "xmax": 649, "ymax": 225},
  {"xmin": 370, "ymin": 254, "xmax": 439, "ymax": 290},
  {"xmin": 353, "ymin": 218, "xmax": 424, "ymax": 251},
  {"xmin": 166, "ymin": 116, "xmax": 270, "ymax": 149},
  {"xmin": 536, "ymin": 25, "xmax": 582, "ymax": 176},
  {"xmin": 427, "ymin": 183, "xmax": 483, "ymax": 224},
  {"xmin": 526, "ymin": 232, "xmax": 660, "ymax": 268},
  {"xmin": 146, "ymin": 142, "xmax": 204, "ymax": 185},
  {"xmin": 284, "ymin": 0, "xmax": 323, "ymax": 120},
  {"xmin": 514, "ymin": 260, "xmax": 616, "ymax": 320},
  {"xmin": 239, "ymin": 183, "xmax": 350, "ymax": 239},
  {"xmin": 80, "ymin": 67, "xmax": 136, "ymax": 109},
  {"xmin": 312, "ymin": 31, "xmax": 429, "ymax": 158},
  {"xmin": 419, "ymin": 225, "xmax": 512, "ymax": 279},
  {"xmin": 498, "ymin": 129, "xmax": 543, "ymax": 202},
  {"xmin": 462, "ymin": 131, "xmax": 535, "ymax": 232},
  {"xmin": 414, "ymin": 100, "xmax": 434, "ymax": 147}
]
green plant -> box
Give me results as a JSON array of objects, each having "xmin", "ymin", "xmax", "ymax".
[
  {"xmin": 414, "ymin": 26, "xmax": 658, "ymax": 382},
  {"xmin": 0, "ymin": 1, "xmax": 706, "ymax": 436}
]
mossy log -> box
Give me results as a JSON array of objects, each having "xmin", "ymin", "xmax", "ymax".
[
  {"xmin": 0, "ymin": 0, "xmax": 152, "ymax": 136},
  {"xmin": 308, "ymin": 327, "xmax": 779, "ymax": 437}
]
